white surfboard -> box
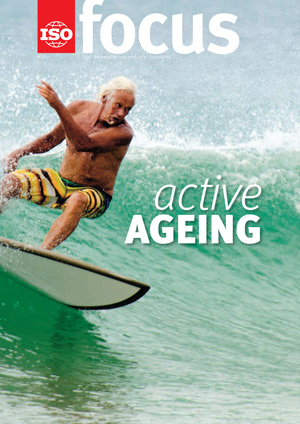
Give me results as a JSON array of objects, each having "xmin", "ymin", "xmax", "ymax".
[{"xmin": 0, "ymin": 237, "xmax": 150, "ymax": 310}]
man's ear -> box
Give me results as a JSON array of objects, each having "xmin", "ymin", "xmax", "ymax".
[{"xmin": 101, "ymin": 95, "xmax": 107, "ymax": 103}]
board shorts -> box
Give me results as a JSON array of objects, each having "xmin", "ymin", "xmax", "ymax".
[{"xmin": 11, "ymin": 168, "xmax": 112, "ymax": 219}]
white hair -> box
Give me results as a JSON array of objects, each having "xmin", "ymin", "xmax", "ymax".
[{"xmin": 98, "ymin": 76, "xmax": 137, "ymax": 101}]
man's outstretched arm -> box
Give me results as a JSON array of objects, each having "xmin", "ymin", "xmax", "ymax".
[{"xmin": 2, "ymin": 122, "xmax": 65, "ymax": 173}]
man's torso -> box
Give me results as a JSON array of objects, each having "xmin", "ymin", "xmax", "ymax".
[{"xmin": 59, "ymin": 101, "xmax": 131, "ymax": 196}]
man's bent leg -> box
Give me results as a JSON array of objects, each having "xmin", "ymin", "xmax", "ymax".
[
  {"xmin": 41, "ymin": 191, "xmax": 89, "ymax": 250},
  {"xmin": 0, "ymin": 174, "xmax": 22, "ymax": 211}
]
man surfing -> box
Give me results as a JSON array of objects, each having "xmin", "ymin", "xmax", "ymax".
[{"xmin": 0, "ymin": 77, "xmax": 136, "ymax": 250}]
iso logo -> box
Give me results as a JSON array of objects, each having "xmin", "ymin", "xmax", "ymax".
[{"xmin": 40, "ymin": 21, "xmax": 73, "ymax": 49}]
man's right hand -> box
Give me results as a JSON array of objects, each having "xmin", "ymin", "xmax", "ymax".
[
  {"xmin": 36, "ymin": 81, "xmax": 62, "ymax": 111},
  {"xmin": 2, "ymin": 152, "xmax": 20, "ymax": 173}
]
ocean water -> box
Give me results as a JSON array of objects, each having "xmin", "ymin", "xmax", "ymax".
[{"xmin": 0, "ymin": 0, "xmax": 300, "ymax": 423}]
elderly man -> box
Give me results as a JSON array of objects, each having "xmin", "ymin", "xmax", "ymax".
[{"xmin": 0, "ymin": 76, "xmax": 136, "ymax": 250}]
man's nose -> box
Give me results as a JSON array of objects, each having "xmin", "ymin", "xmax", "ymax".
[{"xmin": 117, "ymin": 109, "xmax": 126, "ymax": 118}]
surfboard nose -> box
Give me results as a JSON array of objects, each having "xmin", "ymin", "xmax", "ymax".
[{"xmin": 0, "ymin": 237, "xmax": 150, "ymax": 310}]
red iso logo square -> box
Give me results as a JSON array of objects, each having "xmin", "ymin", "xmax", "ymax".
[{"xmin": 38, "ymin": 0, "xmax": 75, "ymax": 53}]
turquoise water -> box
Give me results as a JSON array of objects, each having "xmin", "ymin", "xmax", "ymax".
[{"xmin": 0, "ymin": 1, "xmax": 300, "ymax": 423}]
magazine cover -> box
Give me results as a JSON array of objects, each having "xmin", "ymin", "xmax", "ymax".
[{"xmin": 0, "ymin": 0, "xmax": 299, "ymax": 422}]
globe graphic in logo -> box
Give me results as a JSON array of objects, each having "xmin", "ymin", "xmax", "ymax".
[{"xmin": 45, "ymin": 21, "xmax": 70, "ymax": 49}]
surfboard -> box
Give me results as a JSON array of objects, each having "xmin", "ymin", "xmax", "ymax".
[{"xmin": 0, "ymin": 236, "xmax": 150, "ymax": 310}]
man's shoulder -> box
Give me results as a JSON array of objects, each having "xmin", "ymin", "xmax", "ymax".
[
  {"xmin": 113, "ymin": 119, "xmax": 133, "ymax": 141},
  {"xmin": 122, "ymin": 119, "xmax": 133, "ymax": 136},
  {"xmin": 95, "ymin": 120, "xmax": 133, "ymax": 147}
]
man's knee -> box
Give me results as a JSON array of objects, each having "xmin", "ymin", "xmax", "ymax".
[
  {"xmin": 0, "ymin": 173, "xmax": 21, "ymax": 199},
  {"xmin": 66, "ymin": 191, "xmax": 89, "ymax": 212}
]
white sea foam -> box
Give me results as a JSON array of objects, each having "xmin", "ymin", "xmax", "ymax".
[{"xmin": 133, "ymin": 124, "xmax": 300, "ymax": 153}]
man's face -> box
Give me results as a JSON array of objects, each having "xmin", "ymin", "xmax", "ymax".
[{"xmin": 101, "ymin": 89, "xmax": 135, "ymax": 126}]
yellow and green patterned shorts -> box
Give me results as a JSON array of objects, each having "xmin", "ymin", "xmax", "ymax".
[{"xmin": 12, "ymin": 168, "xmax": 111, "ymax": 219}]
